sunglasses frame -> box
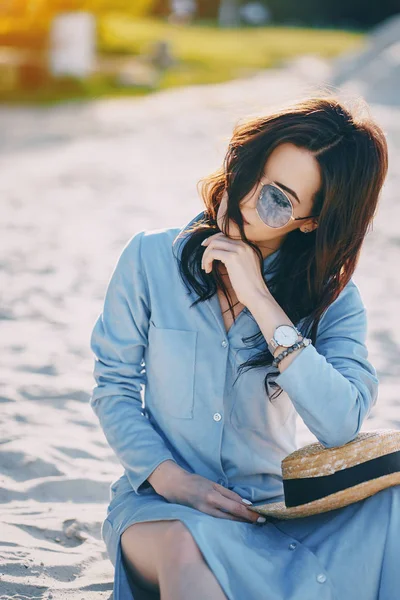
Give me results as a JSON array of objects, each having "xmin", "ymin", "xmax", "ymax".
[{"xmin": 255, "ymin": 182, "xmax": 318, "ymax": 229}]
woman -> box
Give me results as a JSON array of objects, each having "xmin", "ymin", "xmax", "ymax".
[{"xmin": 89, "ymin": 95, "xmax": 399, "ymax": 600}]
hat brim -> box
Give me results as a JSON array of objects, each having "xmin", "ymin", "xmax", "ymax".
[{"xmin": 248, "ymin": 473, "xmax": 400, "ymax": 520}]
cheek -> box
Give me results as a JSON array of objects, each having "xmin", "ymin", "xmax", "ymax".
[
  {"xmin": 216, "ymin": 202, "xmax": 235, "ymax": 235},
  {"xmin": 216, "ymin": 195, "xmax": 227, "ymax": 224},
  {"xmin": 216, "ymin": 207, "xmax": 226, "ymax": 232}
]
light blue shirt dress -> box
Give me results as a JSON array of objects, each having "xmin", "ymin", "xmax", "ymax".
[{"xmin": 89, "ymin": 210, "xmax": 400, "ymax": 600}]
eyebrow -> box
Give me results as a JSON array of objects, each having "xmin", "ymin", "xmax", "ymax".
[{"xmin": 273, "ymin": 181, "xmax": 300, "ymax": 204}]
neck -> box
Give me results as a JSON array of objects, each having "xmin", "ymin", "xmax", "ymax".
[{"xmin": 258, "ymin": 240, "xmax": 283, "ymax": 260}]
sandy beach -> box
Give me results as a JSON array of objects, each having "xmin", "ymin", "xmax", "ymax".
[{"xmin": 0, "ymin": 49, "xmax": 399, "ymax": 599}]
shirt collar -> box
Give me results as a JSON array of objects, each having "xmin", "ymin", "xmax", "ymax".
[{"xmin": 172, "ymin": 209, "xmax": 280, "ymax": 276}]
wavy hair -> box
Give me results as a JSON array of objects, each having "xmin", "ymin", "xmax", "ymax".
[{"xmin": 176, "ymin": 94, "xmax": 388, "ymax": 401}]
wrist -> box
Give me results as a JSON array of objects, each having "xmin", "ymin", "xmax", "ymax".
[
  {"xmin": 247, "ymin": 284, "xmax": 274, "ymax": 307},
  {"xmin": 245, "ymin": 286, "xmax": 276, "ymax": 318},
  {"xmin": 273, "ymin": 339, "xmax": 309, "ymax": 372},
  {"xmin": 272, "ymin": 335, "xmax": 303, "ymax": 357},
  {"xmin": 147, "ymin": 459, "xmax": 190, "ymax": 495}
]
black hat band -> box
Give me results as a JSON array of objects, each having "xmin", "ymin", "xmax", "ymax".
[{"xmin": 283, "ymin": 449, "xmax": 400, "ymax": 508}]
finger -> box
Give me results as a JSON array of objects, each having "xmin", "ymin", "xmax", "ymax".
[
  {"xmin": 216, "ymin": 508, "xmax": 251, "ymax": 522},
  {"xmin": 215, "ymin": 485, "xmax": 243, "ymax": 499},
  {"xmin": 202, "ymin": 236, "xmax": 240, "ymax": 251},
  {"xmin": 201, "ymin": 236, "xmax": 245, "ymax": 271},
  {"xmin": 217, "ymin": 486, "xmax": 254, "ymax": 505},
  {"xmin": 204, "ymin": 506, "xmax": 251, "ymax": 522},
  {"xmin": 212, "ymin": 482, "xmax": 253, "ymax": 505},
  {"xmin": 202, "ymin": 248, "xmax": 235, "ymax": 274},
  {"xmin": 210, "ymin": 489, "xmax": 260, "ymax": 523},
  {"xmin": 210, "ymin": 485, "xmax": 260, "ymax": 523},
  {"xmin": 214, "ymin": 487, "xmax": 270, "ymax": 523}
]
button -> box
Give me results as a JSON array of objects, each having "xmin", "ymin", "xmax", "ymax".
[
  {"xmin": 217, "ymin": 478, "xmax": 226, "ymax": 485},
  {"xmin": 213, "ymin": 412, "xmax": 222, "ymax": 421},
  {"xmin": 221, "ymin": 340, "xmax": 228, "ymax": 347},
  {"xmin": 288, "ymin": 542, "xmax": 297, "ymax": 550},
  {"xmin": 316, "ymin": 573, "xmax": 327, "ymax": 584}
]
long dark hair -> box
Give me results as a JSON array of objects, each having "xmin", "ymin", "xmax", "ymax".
[{"xmin": 176, "ymin": 94, "xmax": 388, "ymax": 401}]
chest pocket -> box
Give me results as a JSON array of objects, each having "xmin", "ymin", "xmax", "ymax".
[
  {"xmin": 229, "ymin": 348, "xmax": 292, "ymax": 433},
  {"xmin": 146, "ymin": 320, "xmax": 197, "ymax": 419}
]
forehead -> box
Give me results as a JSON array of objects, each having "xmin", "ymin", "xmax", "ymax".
[{"xmin": 263, "ymin": 143, "xmax": 321, "ymax": 203}]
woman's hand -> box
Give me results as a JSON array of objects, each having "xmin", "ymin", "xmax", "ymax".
[
  {"xmin": 155, "ymin": 468, "xmax": 265, "ymax": 524},
  {"xmin": 200, "ymin": 232, "xmax": 269, "ymax": 308}
]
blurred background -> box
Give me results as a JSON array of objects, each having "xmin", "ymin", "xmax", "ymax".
[
  {"xmin": 0, "ymin": 0, "xmax": 398, "ymax": 103},
  {"xmin": 1, "ymin": 2, "xmax": 399, "ymax": 599}
]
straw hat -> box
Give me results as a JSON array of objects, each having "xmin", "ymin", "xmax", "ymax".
[{"xmin": 249, "ymin": 429, "xmax": 400, "ymax": 520}]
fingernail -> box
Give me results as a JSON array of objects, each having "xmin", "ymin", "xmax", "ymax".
[
  {"xmin": 241, "ymin": 498, "xmax": 253, "ymax": 505},
  {"xmin": 257, "ymin": 516, "xmax": 267, "ymax": 523}
]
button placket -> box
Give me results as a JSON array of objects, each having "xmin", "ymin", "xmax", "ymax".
[{"xmin": 271, "ymin": 527, "xmax": 334, "ymax": 597}]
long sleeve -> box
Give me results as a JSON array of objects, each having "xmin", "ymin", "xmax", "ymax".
[
  {"xmin": 274, "ymin": 280, "xmax": 379, "ymax": 448},
  {"xmin": 89, "ymin": 230, "xmax": 178, "ymax": 494}
]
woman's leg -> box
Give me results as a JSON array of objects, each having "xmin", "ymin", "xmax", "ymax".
[
  {"xmin": 121, "ymin": 519, "xmax": 228, "ymax": 599},
  {"xmin": 121, "ymin": 520, "xmax": 167, "ymax": 594}
]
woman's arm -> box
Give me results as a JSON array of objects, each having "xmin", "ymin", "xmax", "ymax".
[
  {"xmin": 249, "ymin": 280, "xmax": 379, "ymax": 448},
  {"xmin": 89, "ymin": 230, "xmax": 185, "ymax": 494}
]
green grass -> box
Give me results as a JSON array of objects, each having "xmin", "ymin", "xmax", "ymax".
[
  {"xmin": 1, "ymin": 15, "xmax": 366, "ymax": 106},
  {"xmin": 0, "ymin": 74, "xmax": 151, "ymax": 106}
]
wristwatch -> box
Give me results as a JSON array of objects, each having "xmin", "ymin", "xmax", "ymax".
[{"xmin": 268, "ymin": 324, "xmax": 303, "ymax": 354}]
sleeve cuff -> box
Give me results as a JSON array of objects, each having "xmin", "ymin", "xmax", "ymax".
[
  {"xmin": 129, "ymin": 456, "xmax": 179, "ymax": 495},
  {"xmin": 274, "ymin": 342, "xmax": 315, "ymax": 392}
]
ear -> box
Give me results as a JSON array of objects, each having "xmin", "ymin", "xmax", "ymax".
[{"xmin": 300, "ymin": 218, "xmax": 318, "ymax": 233}]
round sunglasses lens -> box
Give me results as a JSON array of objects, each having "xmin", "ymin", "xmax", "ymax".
[{"xmin": 256, "ymin": 184, "xmax": 292, "ymax": 227}]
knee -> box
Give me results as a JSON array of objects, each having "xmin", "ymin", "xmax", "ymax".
[{"xmin": 162, "ymin": 521, "xmax": 203, "ymax": 565}]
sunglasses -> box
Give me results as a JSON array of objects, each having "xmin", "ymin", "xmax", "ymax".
[{"xmin": 255, "ymin": 182, "xmax": 318, "ymax": 229}]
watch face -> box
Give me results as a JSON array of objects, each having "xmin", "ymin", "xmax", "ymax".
[{"xmin": 274, "ymin": 325, "xmax": 298, "ymax": 347}]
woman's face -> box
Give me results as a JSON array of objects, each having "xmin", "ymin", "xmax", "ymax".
[{"xmin": 216, "ymin": 142, "xmax": 321, "ymax": 258}]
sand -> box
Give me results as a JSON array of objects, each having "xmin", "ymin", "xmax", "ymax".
[{"xmin": 0, "ymin": 48, "xmax": 399, "ymax": 599}]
